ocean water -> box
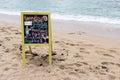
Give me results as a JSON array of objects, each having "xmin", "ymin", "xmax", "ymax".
[{"xmin": 0, "ymin": 0, "xmax": 120, "ymax": 24}]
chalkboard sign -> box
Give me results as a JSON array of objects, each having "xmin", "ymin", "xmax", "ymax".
[
  {"xmin": 23, "ymin": 14, "xmax": 49, "ymax": 44},
  {"xmin": 21, "ymin": 12, "xmax": 52, "ymax": 66}
]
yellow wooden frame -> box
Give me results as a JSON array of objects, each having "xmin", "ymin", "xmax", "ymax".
[{"xmin": 21, "ymin": 12, "xmax": 52, "ymax": 66}]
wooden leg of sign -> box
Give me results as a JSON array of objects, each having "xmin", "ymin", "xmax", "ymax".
[
  {"xmin": 22, "ymin": 45, "xmax": 26, "ymax": 67},
  {"xmin": 49, "ymin": 45, "xmax": 52, "ymax": 65},
  {"xmin": 29, "ymin": 46, "xmax": 32, "ymax": 54}
]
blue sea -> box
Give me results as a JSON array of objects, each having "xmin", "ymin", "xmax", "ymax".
[{"xmin": 0, "ymin": 0, "xmax": 120, "ymax": 24}]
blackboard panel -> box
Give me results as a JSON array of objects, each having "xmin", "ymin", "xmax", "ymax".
[{"xmin": 23, "ymin": 14, "xmax": 49, "ymax": 44}]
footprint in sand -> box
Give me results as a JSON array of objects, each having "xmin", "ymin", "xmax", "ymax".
[
  {"xmin": 116, "ymin": 63, "xmax": 120, "ymax": 67},
  {"xmin": 1, "ymin": 28, "xmax": 11, "ymax": 34},
  {"xmin": 60, "ymin": 51, "xmax": 69, "ymax": 57},
  {"xmin": 25, "ymin": 51, "xmax": 39, "ymax": 57},
  {"xmin": 57, "ymin": 58, "xmax": 65, "ymax": 62},
  {"xmin": 10, "ymin": 29, "xmax": 19, "ymax": 32},
  {"xmin": 101, "ymin": 62, "xmax": 115, "ymax": 65},
  {"xmin": 109, "ymin": 49, "xmax": 117, "ymax": 53},
  {"xmin": 80, "ymin": 47, "xmax": 85, "ymax": 50},
  {"xmin": 103, "ymin": 62, "xmax": 120, "ymax": 68},
  {"xmin": 103, "ymin": 54, "xmax": 114, "ymax": 58},
  {"xmin": 15, "ymin": 31, "xmax": 21, "ymax": 35},
  {"xmin": 59, "ymin": 65, "xmax": 66, "ymax": 70},
  {"xmin": 8, "ymin": 27, "xmax": 21, "ymax": 35},
  {"xmin": 73, "ymin": 53, "xmax": 83, "ymax": 59},
  {"xmin": 54, "ymin": 41, "xmax": 60, "ymax": 43},
  {"xmin": 79, "ymin": 47, "xmax": 90, "ymax": 54},
  {"xmin": 67, "ymin": 63, "xmax": 82, "ymax": 67},
  {"xmin": 52, "ymin": 51, "xmax": 57, "ymax": 56},
  {"xmin": 5, "ymin": 37, "xmax": 11, "ymax": 41},
  {"xmin": 69, "ymin": 71, "xmax": 80, "ymax": 78},
  {"xmin": 80, "ymin": 62, "xmax": 89, "ymax": 65},
  {"xmin": 4, "ymin": 67, "xmax": 10, "ymax": 71},
  {"xmin": 19, "ymin": 45, "xmax": 22, "ymax": 52},
  {"xmin": 72, "ymin": 62, "xmax": 89, "ymax": 67},
  {"xmin": 108, "ymin": 49, "xmax": 119, "ymax": 56},
  {"xmin": 79, "ymin": 50, "xmax": 90, "ymax": 54},
  {"xmin": 100, "ymin": 65, "xmax": 109, "ymax": 72},
  {"xmin": 65, "ymin": 43, "xmax": 79, "ymax": 46},
  {"xmin": 55, "ymin": 41, "xmax": 69, "ymax": 48},
  {"xmin": 74, "ymin": 68, "xmax": 87, "ymax": 75},
  {"xmin": 5, "ymin": 48, "xmax": 10, "ymax": 53},
  {"xmin": 74, "ymin": 69, "xmax": 79, "ymax": 72},
  {"xmin": 101, "ymin": 62, "xmax": 120, "ymax": 70},
  {"xmin": 90, "ymin": 65, "xmax": 109, "ymax": 75}
]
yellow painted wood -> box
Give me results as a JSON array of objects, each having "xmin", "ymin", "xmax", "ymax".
[
  {"xmin": 24, "ymin": 44, "xmax": 49, "ymax": 46},
  {"xmin": 48, "ymin": 13, "xmax": 52, "ymax": 65},
  {"xmin": 22, "ymin": 45, "xmax": 26, "ymax": 66},
  {"xmin": 21, "ymin": 12, "xmax": 26, "ymax": 67},
  {"xmin": 21, "ymin": 12, "xmax": 52, "ymax": 66}
]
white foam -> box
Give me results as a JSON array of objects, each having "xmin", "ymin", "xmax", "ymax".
[
  {"xmin": 0, "ymin": 10, "xmax": 120, "ymax": 25},
  {"xmin": 51, "ymin": 13, "xmax": 120, "ymax": 25}
]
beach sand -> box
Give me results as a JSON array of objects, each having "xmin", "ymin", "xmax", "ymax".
[{"xmin": 0, "ymin": 21, "xmax": 120, "ymax": 80}]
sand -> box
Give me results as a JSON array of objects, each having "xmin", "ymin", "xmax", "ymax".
[{"xmin": 0, "ymin": 21, "xmax": 120, "ymax": 80}]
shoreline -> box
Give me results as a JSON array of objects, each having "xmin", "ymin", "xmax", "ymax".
[
  {"xmin": 0, "ymin": 11, "xmax": 120, "ymax": 24},
  {"xmin": 0, "ymin": 13, "xmax": 120, "ymax": 39}
]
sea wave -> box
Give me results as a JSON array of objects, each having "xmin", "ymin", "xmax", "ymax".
[
  {"xmin": 52, "ymin": 13, "xmax": 120, "ymax": 25},
  {"xmin": 0, "ymin": 10, "xmax": 120, "ymax": 25}
]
